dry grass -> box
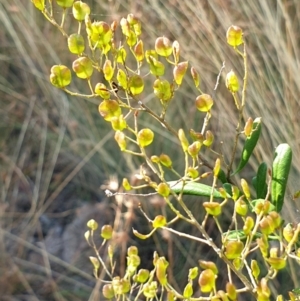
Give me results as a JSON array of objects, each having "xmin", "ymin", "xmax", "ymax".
[
  {"xmin": 0, "ymin": 0, "xmax": 117, "ymax": 299},
  {"xmin": 1, "ymin": 0, "xmax": 300, "ymax": 299}
]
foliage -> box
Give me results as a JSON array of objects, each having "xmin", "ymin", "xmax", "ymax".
[{"xmin": 31, "ymin": 1, "xmax": 300, "ymax": 300}]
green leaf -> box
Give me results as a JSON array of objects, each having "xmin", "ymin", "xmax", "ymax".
[
  {"xmin": 255, "ymin": 162, "xmax": 268, "ymax": 199},
  {"xmin": 218, "ymin": 169, "xmax": 227, "ymax": 184},
  {"xmin": 292, "ymin": 288, "xmax": 300, "ymax": 295},
  {"xmin": 223, "ymin": 229, "xmax": 279, "ymax": 243},
  {"xmin": 232, "ymin": 117, "xmax": 262, "ymax": 175},
  {"xmin": 167, "ymin": 181, "xmax": 230, "ymax": 199},
  {"xmin": 222, "ymin": 183, "xmax": 232, "ymax": 197},
  {"xmin": 271, "ymin": 143, "xmax": 292, "ymax": 212}
]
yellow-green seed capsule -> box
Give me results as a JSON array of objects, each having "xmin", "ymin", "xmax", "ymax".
[
  {"xmin": 122, "ymin": 178, "xmax": 131, "ymax": 190},
  {"xmin": 226, "ymin": 282, "xmax": 237, "ymax": 300},
  {"xmin": 87, "ymin": 219, "xmax": 98, "ymax": 230},
  {"xmin": 203, "ymin": 202, "xmax": 221, "ymax": 216},
  {"xmin": 155, "ymin": 36, "xmax": 172, "ymax": 57},
  {"xmin": 259, "ymin": 216, "xmax": 275, "ymax": 235},
  {"xmin": 198, "ymin": 260, "xmax": 218, "ymax": 275},
  {"xmin": 213, "ymin": 158, "xmax": 221, "ymax": 177},
  {"xmin": 226, "ymin": 70, "xmax": 239, "ymax": 93},
  {"xmin": 187, "ymin": 167, "xmax": 199, "ymax": 179},
  {"xmin": 191, "ymin": 67, "xmax": 200, "ymax": 88},
  {"xmin": 225, "ymin": 241, "xmax": 244, "ymax": 259},
  {"xmin": 243, "ymin": 216, "xmax": 254, "ymax": 235},
  {"xmin": 101, "ymin": 224, "xmax": 113, "ymax": 240},
  {"xmin": 241, "ymin": 178, "xmax": 251, "ymax": 200},
  {"xmin": 244, "ymin": 117, "xmax": 254, "ymax": 137},
  {"xmin": 173, "ymin": 61, "xmax": 188, "ymax": 85},
  {"xmin": 188, "ymin": 141, "xmax": 201, "ymax": 157},
  {"xmin": 172, "ymin": 40, "xmax": 180, "ymax": 64},
  {"xmin": 102, "ymin": 284, "xmax": 115, "ymax": 299},
  {"xmin": 283, "ymin": 223, "xmax": 294, "ymax": 242},
  {"xmin": 157, "ymin": 183, "xmax": 170, "ymax": 197},
  {"xmin": 156, "ymin": 257, "xmax": 169, "ymax": 285},
  {"xmin": 251, "ymin": 260, "xmax": 260, "ymax": 280},
  {"xmin": 178, "ymin": 129, "xmax": 189, "ymax": 152},
  {"xmin": 135, "ymin": 269, "xmax": 150, "ymax": 283},
  {"xmin": 159, "ymin": 154, "xmax": 172, "ymax": 168},
  {"xmin": 152, "ymin": 215, "xmax": 167, "ymax": 228},
  {"xmin": 198, "ymin": 269, "xmax": 216, "ymax": 293},
  {"xmin": 203, "ymin": 130, "xmax": 214, "ymax": 147},
  {"xmin": 235, "ymin": 197, "xmax": 248, "ymax": 216},
  {"xmin": 137, "ymin": 128, "xmax": 154, "ymax": 147},
  {"xmin": 31, "ymin": 0, "xmax": 45, "ymax": 10},
  {"xmin": 127, "ymin": 246, "xmax": 138, "ymax": 256},
  {"xmin": 73, "ymin": 1, "xmax": 90, "ymax": 21},
  {"xmin": 188, "ymin": 267, "xmax": 199, "ymax": 280},
  {"xmin": 226, "ymin": 25, "xmax": 243, "ymax": 47},
  {"xmin": 183, "ymin": 282, "xmax": 193, "ymax": 298},
  {"xmin": 195, "ymin": 94, "xmax": 214, "ymax": 112}
]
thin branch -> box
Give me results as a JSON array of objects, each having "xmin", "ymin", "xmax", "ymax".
[{"xmin": 214, "ymin": 61, "xmax": 226, "ymax": 91}]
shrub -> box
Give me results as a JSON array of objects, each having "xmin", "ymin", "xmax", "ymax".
[{"xmin": 32, "ymin": 1, "xmax": 300, "ymax": 300}]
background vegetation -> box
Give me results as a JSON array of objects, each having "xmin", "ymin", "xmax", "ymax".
[{"xmin": 1, "ymin": 0, "xmax": 300, "ymax": 300}]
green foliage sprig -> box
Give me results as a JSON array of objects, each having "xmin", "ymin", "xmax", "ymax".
[{"xmin": 32, "ymin": 1, "xmax": 300, "ymax": 300}]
